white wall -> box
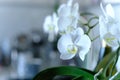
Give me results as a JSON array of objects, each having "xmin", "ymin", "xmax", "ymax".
[{"xmin": 0, "ymin": 0, "xmax": 55, "ymax": 42}]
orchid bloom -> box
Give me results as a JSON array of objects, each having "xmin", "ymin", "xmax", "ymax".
[
  {"xmin": 99, "ymin": 3, "xmax": 120, "ymax": 48},
  {"xmin": 58, "ymin": 0, "xmax": 79, "ymax": 34},
  {"xmin": 57, "ymin": 28, "xmax": 91, "ymax": 61},
  {"xmin": 58, "ymin": 0, "xmax": 79, "ymax": 19},
  {"xmin": 43, "ymin": 13, "xmax": 58, "ymax": 42},
  {"xmin": 58, "ymin": 16, "xmax": 78, "ymax": 35}
]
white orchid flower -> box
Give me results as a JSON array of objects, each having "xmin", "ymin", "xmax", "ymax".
[
  {"xmin": 58, "ymin": 16, "xmax": 78, "ymax": 34},
  {"xmin": 57, "ymin": 0, "xmax": 79, "ymax": 34},
  {"xmin": 57, "ymin": 28, "xmax": 91, "ymax": 61},
  {"xmin": 99, "ymin": 3, "xmax": 120, "ymax": 48},
  {"xmin": 58, "ymin": 0, "xmax": 79, "ymax": 19},
  {"xmin": 43, "ymin": 13, "xmax": 58, "ymax": 42}
]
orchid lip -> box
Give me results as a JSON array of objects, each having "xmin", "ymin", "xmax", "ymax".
[{"xmin": 67, "ymin": 44, "xmax": 78, "ymax": 54}]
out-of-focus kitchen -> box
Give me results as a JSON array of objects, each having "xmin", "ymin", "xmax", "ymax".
[{"xmin": 0, "ymin": 0, "xmax": 120, "ymax": 80}]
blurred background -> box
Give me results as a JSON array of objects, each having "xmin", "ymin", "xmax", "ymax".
[{"xmin": 0, "ymin": 0, "xmax": 119, "ymax": 80}]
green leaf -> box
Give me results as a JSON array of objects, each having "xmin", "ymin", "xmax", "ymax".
[
  {"xmin": 33, "ymin": 66, "xmax": 94, "ymax": 80},
  {"xmin": 95, "ymin": 51, "xmax": 115, "ymax": 72},
  {"xmin": 72, "ymin": 76, "xmax": 90, "ymax": 80},
  {"xmin": 95, "ymin": 47, "xmax": 116, "ymax": 77}
]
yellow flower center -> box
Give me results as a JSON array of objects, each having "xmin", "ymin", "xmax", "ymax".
[
  {"xmin": 105, "ymin": 36, "xmax": 116, "ymax": 43},
  {"xmin": 67, "ymin": 45, "xmax": 78, "ymax": 54},
  {"xmin": 48, "ymin": 24, "xmax": 55, "ymax": 31},
  {"xmin": 67, "ymin": 26, "xmax": 74, "ymax": 33}
]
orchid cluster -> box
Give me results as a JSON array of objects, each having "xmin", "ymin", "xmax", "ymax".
[
  {"xmin": 99, "ymin": 3, "xmax": 120, "ymax": 49},
  {"xmin": 44, "ymin": 0, "xmax": 91, "ymax": 61},
  {"xmin": 41, "ymin": 0, "xmax": 120, "ymax": 80}
]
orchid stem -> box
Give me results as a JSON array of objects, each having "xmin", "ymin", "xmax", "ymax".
[
  {"xmin": 80, "ymin": 12, "xmax": 98, "ymax": 16},
  {"xmin": 85, "ymin": 16, "xmax": 99, "ymax": 35},
  {"xmin": 109, "ymin": 47, "xmax": 120, "ymax": 77}
]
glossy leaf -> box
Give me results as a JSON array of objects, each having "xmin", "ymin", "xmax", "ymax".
[
  {"xmin": 95, "ymin": 46, "xmax": 117, "ymax": 77},
  {"xmin": 95, "ymin": 51, "xmax": 115, "ymax": 72},
  {"xmin": 33, "ymin": 66, "xmax": 94, "ymax": 80},
  {"xmin": 72, "ymin": 76, "xmax": 90, "ymax": 80}
]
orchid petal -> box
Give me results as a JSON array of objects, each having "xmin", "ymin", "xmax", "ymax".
[
  {"xmin": 60, "ymin": 53, "xmax": 76, "ymax": 60},
  {"xmin": 71, "ymin": 28, "xmax": 84, "ymax": 36},
  {"xmin": 79, "ymin": 52, "xmax": 86, "ymax": 61},
  {"xmin": 67, "ymin": 0, "xmax": 73, "ymax": 6},
  {"xmin": 76, "ymin": 35, "xmax": 91, "ymax": 61},
  {"xmin": 100, "ymin": 3, "xmax": 107, "ymax": 17},
  {"xmin": 99, "ymin": 16, "xmax": 108, "ymax": 38},
  {"xmin": 43, "ymin": 12, "xmax": 58, "ymax": 34},
  {"xmin": 58, "ymin": 5, "xmax": 71, "ymax": 17},
  {"xmin": 57, "ymin": 4, "xmax": 65, "ymax": 16},
  {"xmin": 105, "ymin": 4, "xmax": 115, "ymax": 18},
  {"xmin": 72, "ymin": 3, "xmax": 79, "ymax": 18},
  {"xmin": 109, "ymin": 23, "xmax": 119, "ymax": 36},
  {"xmin": 71, "ymin": 28, "xmax": 84, "ymax": 42},
  {"xmin": 103, "ymin": 33, "xmax": 119, "ymax": 48},
  {"xmin": 43, "ymin": 15, "xmax": 52, "ymax": 33},
  {"xmin": 53, "ymin": 13, "xmax": 58, "ymax": 24},
  {"xmin": 57, "ymin": 34, "xmax": 76, "ymax": 60},
  {"xmin": 52, "ymin": 13, "xmax": 59, "ymax": 33},
  {"xmin": 58, "ymin": 17, "xmax": 75, "ymax": 34}
]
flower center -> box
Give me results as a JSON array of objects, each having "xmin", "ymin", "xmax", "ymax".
[
  {"xmin": 67, "ymin": 26, "xmax": 74, "ymax": 33},
  {"xmin": 59, "ymin": 26, "xmax": 74, "ymax": 35},
  {"xmin": 67, "ymin": 45, "xmax": 78, "ymax": 54},
  {"xmin": 48, "ymin": 24, "xmax": 55, "ymax": 31},
  {"xmin": 105, "ymin": 37, "xmax": 116, "ymax": 43},
  {"xmin": 104, "ymin": 33, "xmax": 117, "ymax": 45}
]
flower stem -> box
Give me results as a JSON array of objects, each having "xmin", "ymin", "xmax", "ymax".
[
  {"xmin": 102, "ymin": 47, "xmax": 120, "ymax": 78},
  {"xmin": 84, "ymin": 16, "xmax": 99, "ymax": 35},
  {"xmin": 88, "ymin": 16, "xmax": 99, "ymax": 27},
  {"xmin": 109, "ymin": 47, "xmax": 120, "ymax": 77},
  {"xmin": 102, "ymin": 52, "xmax": 116, "ymax": 77},
  {"xmin": 80, "ymin": 12, "xmax": 97, "ymax": 16}
]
